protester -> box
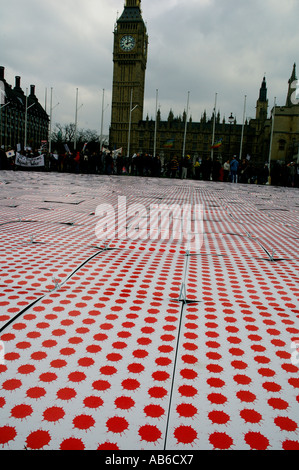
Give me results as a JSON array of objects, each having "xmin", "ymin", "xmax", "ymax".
[{"xmin": 230, "ymin": 156, "xmax": 239, "ymax": 183}]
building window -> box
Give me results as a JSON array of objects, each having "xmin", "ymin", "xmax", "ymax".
[{"xmin": 278, "ymin": 139, "xmax": 286, "ymax": 151}]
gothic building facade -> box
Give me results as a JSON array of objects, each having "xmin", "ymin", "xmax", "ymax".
[
  {"xmin": 110, "ymin": 1, "xmax": 299, "ymax": 168},
  {"xmin": 0, "ymin": 66, "xmax": 49, "ymax": 151}
]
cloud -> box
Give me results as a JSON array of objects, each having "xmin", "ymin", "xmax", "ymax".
[{"xmin": 1, "ymin": 0, "xmax": 298, "ymax": 135}]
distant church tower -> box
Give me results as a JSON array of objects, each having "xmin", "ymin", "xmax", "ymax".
[
  {"xmin": 286, "ymin": 63, "xmax": 298, "ymax": 107},
  {"xmin": 109, "ymin": 0, "xmax": 148, "ymax": 153},
  {"xmin": 256, "ymin": 76, "xmax": 268, "ymax": 125}
]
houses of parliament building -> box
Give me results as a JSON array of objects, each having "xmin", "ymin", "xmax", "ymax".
[{"xmin": 110, "ymin": 1, "xmax": 299, "ymax": 167}]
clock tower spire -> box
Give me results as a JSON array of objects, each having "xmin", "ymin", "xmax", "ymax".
[{"xmin": 109, "ymin": 0, "xmax": 148, "ymax": 154}]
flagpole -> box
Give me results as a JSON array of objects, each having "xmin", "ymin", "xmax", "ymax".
[
  {"xmin": 49, "ymin": 88, "xmax": 53, "ymax": 154},
  {"xmin": 211, "ymin": 92, "xmax": 217, "ymax": 161},
  {"xmin": 74, "ymin": 88, "xmax": 78, "ymax": 151},
  {"xmin": 182, "ymin": 91, "xmax": 190, "ymax": 158},
  {"xmin": 239, "ymin": 95, "xmax": 247, "ymax": 161},
  {"xmin": 100, "ymin": 88, "xmax": 105, "ymax": 151},
  {"xmin": 24, "ymin": 88, "xmax": 28, "ymax": 150},
  {"xmin": 153, "ymin": 89, "xmax": 158, "ymax": 159},
  {"xmin": 268, "ymin": 97, "xmax": 276, "ymax": 184}
]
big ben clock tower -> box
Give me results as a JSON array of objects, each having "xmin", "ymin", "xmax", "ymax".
[{"xmin": 109, "ymin": 0, "xmax": 148, "ymax": 154}]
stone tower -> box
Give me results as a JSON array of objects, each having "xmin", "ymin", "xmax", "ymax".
[{"xmin": 109, "ymin": 0, "xmax": 148, "ymax": 154}]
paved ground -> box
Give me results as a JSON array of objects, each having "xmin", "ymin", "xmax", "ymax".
[{"xmin": 0, "ymin": 171, "xmax": 298, "ymax": 450}]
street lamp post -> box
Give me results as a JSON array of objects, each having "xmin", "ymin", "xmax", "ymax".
[
  {"xmin": 24, "ymin": 88, "xmax": 35, "ymax": 151},
  {"xmin": 228, "ymin": 112, "xmax": 234, "ymax": 159},
  {"xmin": 49, "ymin": 87, "xmax": 59, "ymax": 154}
]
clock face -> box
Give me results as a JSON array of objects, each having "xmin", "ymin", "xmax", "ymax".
[{"xmin": 120, "ymin": 35, "xmax": 136, "ymax": 51}]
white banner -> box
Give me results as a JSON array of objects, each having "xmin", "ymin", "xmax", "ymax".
[{"xmin": 15, "ymin": 153, "xmax": 45, "ymax": 167}]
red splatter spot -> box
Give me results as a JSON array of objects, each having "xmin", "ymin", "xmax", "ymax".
[
  {"xmin": 122, "ymin": 379, "xmax": 140, "ymax": 391},
  {"xmin": 158, "ymin": 345, "xmax": 173, "ymax": 353},
  {"xmin": 208, "ymin": 411, "xmax": 230, "ymax": 425},
  {"xmin": 11, "ymin": 404, "xmax": 33, "ymax": 419},
  {"xmin": 258, "ymin": 368, "xmax": 275, "ymax": 377},
  {"xmin": 236, "ymin": 391, "xmax": 256, "ymax": 402},
  {"xmin": 268, "ymin": 398, "xmax": 289, "ymax": 410},
  {"xmin": 209, "ymin": 432, "xmax": 233, "ymax": 450},
  {"xmin": 84, "ymin": 396, "xmax": 104, "ymax": 409},
  {"xmin": 18, "ymin": 364, "xmax": 35, "ymax": 375},
  {"xmin": 73, "ymin": 414, "xmax": 95, "ymax": 430},
  {"xmin": 97, "ymin": 442, "xmax": 119, "ymax": 450},
  {"xmin": 100, "ymin": 365, "xmax": 117, "ymax": 376},
  {"xmin": 106, "ymin": 353, "xmax": 122, "ymax": 362},
  {"xmin": 176, "ymin": 404, "xmax": 197, "ymax": 418},
  {"xmin": 155, "ymin": 357, "xmax": 172, "ymax": 366},
  {"xmin": 231, "ymin": 360, "xmax": 248, "ymax": 370},
  {"xmin": 43, "ymin": 406, "xmax": 65, "ymax": 423},
  {"xmin": 106, "ymin": 416, "xmax": 129, "ymax": 434},
  {"xmin": 274, "ymin": 417, "xmax": 298, "ymax": 432},
  {"xmin": 144, "ymin": 404, "xmax": 165, "ymax": 418},
  {"xmin": 86, "ymin": 345, "xmax": 102, "ymax": 354},
  {"xmin": 244, "ymin": 432, "xmax": 269, "ymax": 450},
  {"xmin": 60, "ymin": 347, "xmax": 75, "ymax": 356},
  {"xmin": 26, "ymin": 430, "xmax": 51, "ymax": 449},
  {"xmin": 240, "ymin": 409, "xmax": 262, "ymax": 424},
  {"xmin": 282, "ymin": 440, "xmax": 299, "ymax": 450},
  {"xmin": 148, "ymin": 387, "xmax": 168, "ymax": 399},
  {"xmin": 0, "ymin": 397, "xmax": 5, "ymax": 408},
  {"xmin": 78, "ymin": 357, "xmax": 94, "ymax": 368},
  {"xmin": 233, "ymin": 374, "xmax": 252, "ymax": 385},
  {"xmin": 182, "ymin": 354, "xmax": 197, "ymax": 364},
  {"xmin": 289, "ymin": 378, "xmax": 299, "ymax": 389},
  {"xmin": 281, "ymin": 363, "xmax": 299, "ymax": 373},
  {"xmin": 39, "ymin": 372, "xmax": 57, "ymax": 383},
  {"xmin": 60, "ymin": 438, "xmax": 85, "ymax": 450},
  {"xmin": 2, "ymin": 379, "xmax": 22, "ymax": 391},
  {"xmin": 152, "ymin": 371, "xmax": 170, "ymax": 381},
  {"xmin": 0, "ymin": 426, "xmax": 16, "ymax": 445},
  {"xmin": 93, "ymin": 380, "xmax": 111, "ymax": 391},
  {"xmin": 139, "ymin": 425, "xmax": 162, "ymax": 443},
  {"xmin": 178, "ymin": 385, "xmax": 197, "ymax": 398},
  {"xmin": 206, "ymin": 364, "xmax": 223, "ymax": 373},
  {"xmin": 180, "ymin": 369, "xmax": 198, "ymax": 380},
  {"xmin": 57, "ymin": 388, "xmax": 77, "ymax": 401},
  {"xmin": 50, "ymin": 359, "xmax": 67, "ymax": 369},
  {"xmin": 127, "ymin": 363, "xmax": 144, "ymax": 374},
  {"xmin": 174, "ymin": 425, "xmax": 197, "ymax": 444},
  {"xmin": 207, "ymin": 393, "xmax": 227, "ymax": 405},
  {"xmin": 112, "ymin": 341, "xmax": 127, "ymax": 349},
  {"xmin": 262, "ymin": 382, "xmax": 281, "ymax": 393},
  {"xmin": 114, "ymin": 396, "xmax": 135, "ymax": 410},
  {"xmin": 207, "ymin": 377, "xmax": 225, "ymax": 388},
  {"xmin": 68, "ymin": 371, "xmax": 86, "ymax": 382}
]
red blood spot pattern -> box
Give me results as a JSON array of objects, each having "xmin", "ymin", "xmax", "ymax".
[
  {"xmin": 0, "ymin": 176, "xmax": 298, "ymax": 450},
  {"xmin": 60, "ymin": 438, "xmax": 85, "ymax": 450},
  {"xmin": 209, "ymin": 432, "xmax": 233, "ymax": 450},
  {"xmin": 174, "ymin": 426, "xmax": 197, "ymax": 445},
  {"xmin": 73, "ymin": 415, "xmax": 95, "ymax": 430},
  {"xmin": 26, "ymin": 430, "xmax": 51, "ymax": 449},
  {"xmin": 244, "ymin": 432, "xmax": 270, "ymax": 450},
  {"xmin": 0, "ymin": 426, "xmax": 17, "ymax": 445},
  {"xmin": 139, "ymin": 425, "xmax": 162, "ymax": 443},
  {"xmin": 106, "ymin": 417, "xmax": 129, "ymax": 434}
]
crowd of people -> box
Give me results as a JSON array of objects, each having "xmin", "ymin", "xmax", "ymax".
[{"xmin": 0, "ymin": 145, "xmax": 298, "ymax": 187}]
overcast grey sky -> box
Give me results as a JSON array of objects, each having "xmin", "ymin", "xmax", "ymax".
[{"xmin": 1, "ymin": 0, "xmax": 298, "ymax": 136}]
